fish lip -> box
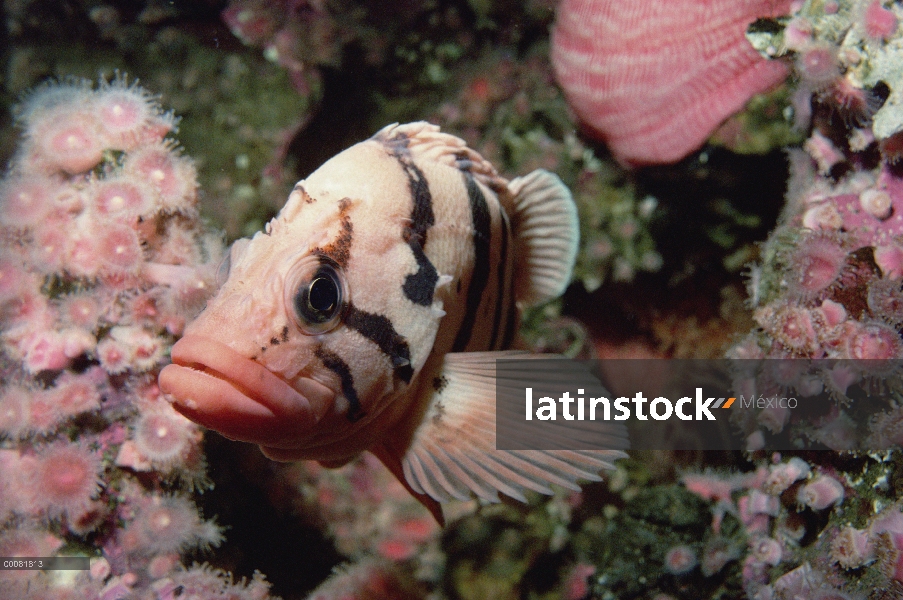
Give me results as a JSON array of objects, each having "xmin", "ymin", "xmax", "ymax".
[{"xmin": 158, "ymin": 335, "xmax": 334, "ymax": 446}]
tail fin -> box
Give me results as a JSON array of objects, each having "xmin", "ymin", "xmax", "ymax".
[{"xmin": 508, "ymin": 170, "xmax": 579, "ymax": 306}]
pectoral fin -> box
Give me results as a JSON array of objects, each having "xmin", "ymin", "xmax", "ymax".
[
  {"xmin": 396, "ymin": 351, "xmax": 628, "ymax": 505},
  {"xmin": 371, "ymin": 443, "xmax": 445, "ymax": 525}
]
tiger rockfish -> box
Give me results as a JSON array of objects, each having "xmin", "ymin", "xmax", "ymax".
[{"xmin": 159, "ymin": 122, "xmax": 627, "ymax": 520}]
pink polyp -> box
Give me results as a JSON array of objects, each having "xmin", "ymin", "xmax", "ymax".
[
  {"xmin": 31, "ymin": 110, "xmax": 105, "ymax": 174},
  {"xmin": 864, "ymin": 0, "xmax": 898, "ymax": 40}
]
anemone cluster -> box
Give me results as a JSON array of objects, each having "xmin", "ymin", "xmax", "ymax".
[
  {"xmin": 0, "ymin": 76, "xmax": 277, "ymax": 598},
  {"xmin": 737, "ymin": 1, "xmax": 903, "ymax": 365}
]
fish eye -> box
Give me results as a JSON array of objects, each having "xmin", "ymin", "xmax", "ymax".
[
  {"xmin": 306, "ymin": 275, "xmax": 339, "ymax": 314},
  {"xmin": 284, "ymin": 256, "xmax": 347, "ymax": 334}
]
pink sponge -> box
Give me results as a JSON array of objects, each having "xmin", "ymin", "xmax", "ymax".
[{"xmin": 551, "ymin": 0, "xmax": 793, "ymax": 165}]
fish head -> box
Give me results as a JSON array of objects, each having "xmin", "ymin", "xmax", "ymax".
[
  {"xmin": 160, "ymin": 139, "xmax": 444, "ymax": 462},
  {"xmin": 160, "ymin": 173, "xmax": 424, "ymax": 460}
]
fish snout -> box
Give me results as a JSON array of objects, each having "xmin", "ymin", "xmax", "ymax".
[{"xmin": 158, "ymin": 335, "xmax": 334, "ymax": 446}]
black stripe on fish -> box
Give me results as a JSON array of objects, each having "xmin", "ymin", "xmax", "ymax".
[
  {"xmin": 454, "ymin": 153, "xmax": 475, "ymax": 172},
  {"xmin": 293, "ymin": 183, "xmax": 316, "ymax": 204},
  {"xmin": 452, "ymin": 172, "xmax": 492, "ymax": 352},
  {"xmin": 402, "ymin": 237, "xmax": 439, "ymax": 306},
  {"xmin": 380, "ymin": 137, "xmax": 439, "ymax": 306},
  {"xmin": 343, "ymin": 304, "xmax": 414, "ymax": 384},
  {"xmin": 455, "ymin": 151, "xmax": 507, "ymax": 194},
  {"xmin": 314, "ymin": 346, "xmax": 365, "ymax": 422},
  {"xmin": 489, "ymin": 208, "xmax": 510, "ymax": 350}
]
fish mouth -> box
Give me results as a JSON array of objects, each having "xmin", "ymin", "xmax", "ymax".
[{"xmin": 158, "ymin": 336, "xmax": 334, "ymax": 446}]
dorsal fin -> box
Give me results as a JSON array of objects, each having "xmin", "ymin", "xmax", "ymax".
[
  {"xmin": 371, "ymin": 122, "xmax": 508, "ymax": 192},
  {"xmin": 508, "ymin": 170, "xmax": 579, "ymax": 306}
]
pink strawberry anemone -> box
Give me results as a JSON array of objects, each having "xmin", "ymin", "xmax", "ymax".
[{"xmin": 159, "ymin": 335, "xmax": 334, "ymax": 446}]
